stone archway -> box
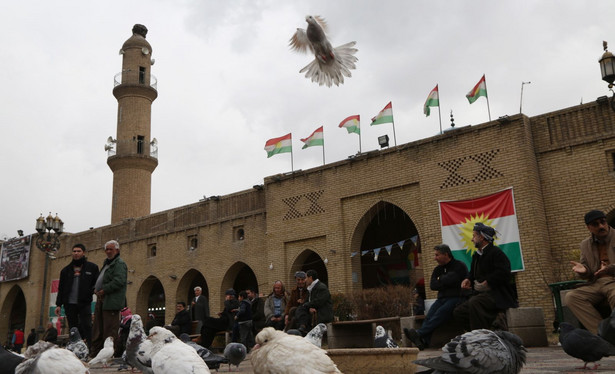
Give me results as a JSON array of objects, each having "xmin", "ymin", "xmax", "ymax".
[
  {"xmin": 289, "ymin": 249, "xmax": 328, "ymax": 287},
  {"xmin": 220, "ymin": 262, "xmax": 258, "ymax": 303},
  {"xmin": 0, "ymin": 285, "xmax": 26, "ymax": 340},
  {"xmin": 136, "ymin": 276, "xmax": 165, "ymax": 327},
  {"xmin": 350, "ymin": 201, "xmax": 421, "ymax": 289},
  {"xmin": 176, "ymin": 269, "xmax": 209, "ymax": 318}
]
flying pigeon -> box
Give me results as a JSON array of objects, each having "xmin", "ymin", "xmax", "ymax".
[
  {"xmin": 125, "ymin": 314, "xmax": 154, "ymax": 374},
  {"xmin": 88, "ymin": 336, "xmax": 114, "ymax": 367},
  {"xmin": 560, "ymin": 322, "xmax": 615, "ymax": 370},
  {"xmin": 223, "ymin": 342, "xmax": 247, "ymax": 371},
  {"xmin": 251, "ymin": 327, "xmax": 342, "ymax": 373},
  {"xmin": 304, "ymin": 323, "xmax": 327, "ymax": 348},
  {"xmin": 374, "ymin": 325, "xmax": 398, "ymax": 348},
  {"xmin": 414, "ymin": 329, "xmax": 526, "ymax": 374},
  {"xmin": 66, "ymin": 327, "xmax": 89, "ymax": 362},
  {"xmin": 290, "ymin": 15, "xmax": 358, "ymax": 87},
  {"xmin": 148, "ymin": 326, "xmax": 211, "ymax": 374},
  {"xmin": 16, "ymin": 340, "xmax": 89, "ymax": 374},
  {"xmin": 179, "ymin": 333, "xmax": 229, "ymax": 370},
  {"xmin": 0, "ymin": 344, "xmax": 24, "ymax": 374}
]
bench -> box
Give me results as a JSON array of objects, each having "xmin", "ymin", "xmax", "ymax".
[{"xmin": 327, "ymin": 316, "xmax": 413, "ymax": 349}]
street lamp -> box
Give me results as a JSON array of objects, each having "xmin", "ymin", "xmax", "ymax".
[
  {"xmin": 34, "ymin": 213, "xmax": 63, "ymax": 337},
  {"xmin": 599, "ymin": 41, "xmax": 615, "ymax": 112}
]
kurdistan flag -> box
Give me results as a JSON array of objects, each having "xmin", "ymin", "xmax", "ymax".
[
  {"xmin": 264, "ymin": 133, "xmax": 292, "ymax": 158},
  {"xmin": 371, "ymin": 102, "xmax": 393, "ymax": 125},
  {"xmin": 301, "ymin": 126, "xmax": 324, "ymax": 149},
  {"xmin": 339, "ymin": 115, "xmax": 360, "ymax": 134},
  {"xmin": 466, "ymin": 74, "xmax": 488, "ymax": 104},
  {"xmin": 424, "ymin": 85, "xmax": 439, "ymax": 117},
  {"xmin": 438, "ymin": 187, "xmax": 524, "ymax": 271}
]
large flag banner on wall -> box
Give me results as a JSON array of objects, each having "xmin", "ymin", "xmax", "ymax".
[{"xmin": 438, "ymin": 188, "xmax": 524, "ymax": 272}]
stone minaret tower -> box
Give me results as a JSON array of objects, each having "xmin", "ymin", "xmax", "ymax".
[{"xmin": 107, "ymin": 24, "xmax": 158, "ymax": 224}]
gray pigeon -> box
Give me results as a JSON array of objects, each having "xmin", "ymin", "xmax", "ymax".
[
  {"xmin": 304, "ymin": 323, "xmax": 327, "ymax": 348},
  {"xmin": 179, "ymin": 333, "xmax": 229, "ymax": 370},
  {"xmin": 66, "ymin": 327, "xmax": 89, "ymax": 361},
  {"xmin": 560, "ymin": 322, "xmax": 615, "ymax": 370},
  {"xmin": 125, "ymin": 314, "xmax": 154, "ymax": 374},
  {"xmin": 0, "ymin": 344, "xmax": 24, "ymax": 374},
  {"xmin": 289, "ymin": 15, "xmax": 358, "ymax": 87},
  {"xmin": 223, "ymin": 342, "xmax": 246, "ymax": 371},
  {"xmin": 414, "ymin": 329, "xmax": 526, "ymax": 374},
  {"xmin": 374, "ymin": 325, "xmax": 398, "ymax": 348}
]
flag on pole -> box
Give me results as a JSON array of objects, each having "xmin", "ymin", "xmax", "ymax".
[
  {"xmin": 371, "ymin": 102, "xmax": 393, "ymax": 125},
  {"xmin": 466, "ymin": 74, "xmax": 488, "ymax": 104},
  {"xmin": 301, "ymin": 126, "xmax": 324, "ymax": 149},
  {"xmin": 424, "ymin": 85, "xmax": 439, "ymax": 117},
  {"xmin": 339, "ymin": 115, "xmax": 360, "ymax": 135},
  {"xmin": 438, "ymin": 188, "xmax": 524, "ymax": 271},
  {"xmin": 264, "ymin": 133, "xmax": 292, "ymax": 158}
]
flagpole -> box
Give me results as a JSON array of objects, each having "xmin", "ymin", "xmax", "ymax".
[
  {"xmin": 438, "ymin": 103, "xmax": 442, "ymax": 134},
  {"xmin": 321, "ymin": 127, "xmax": 326, "ymax": 165},
  {"xmin": 290, "ymin": 133, "xmax": 294, "ymax": 172},
  {"xmin": 391, "ymin": 104, "xmax": 397, "ymax": 146},
  {"xmin": 484, "ymin": 74, "xmax": 492, "ymax": 121}
]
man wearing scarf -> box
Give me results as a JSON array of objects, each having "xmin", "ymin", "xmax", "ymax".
[
  {"xmin": 453, "ymin": 223, "xmax": 518, "ymax": 330},
  {"xmin": 91, "ymin": 240, "xmax": 127, "ymax": 358},
  {"xmin": 54, "ymin": 244, "xmax": 99, "ymax": 349}
]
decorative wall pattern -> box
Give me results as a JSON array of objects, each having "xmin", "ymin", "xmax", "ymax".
[
  {"xmin": 438, "ymin": 149, "xmax": 503, "ymax": 188},
  {"xmin": 283, "ymin": 190, "xmax": 325, "ymax": 220}
]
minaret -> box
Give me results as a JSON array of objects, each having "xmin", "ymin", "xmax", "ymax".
[{"xmin": 107, "ymin": 24, "xmax": 158, "ymax": 224}]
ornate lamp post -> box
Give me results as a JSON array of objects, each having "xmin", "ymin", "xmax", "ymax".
[
  {"xmin": 35, "ymin": 213, "xmax": 63, "ymax": 336},
  {"xmin": 599, "ymin": 41, "xmax": 615, "ymax": 112}
]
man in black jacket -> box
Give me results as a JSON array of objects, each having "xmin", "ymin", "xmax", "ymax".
[
  {"xmin": 404, "ymin": 244, "xmax": 468, "ymax": 350},
  {"xmin": 453, "ymin": 223, "xmax": 518, "ymax": 330},
  {"xmin": 54, "ymin": 244, "xmax": 99, "ymax": 348},
  {"xmin": 200, "ymin": 289, "xmax": 239, "ymax": 349},
  {"xmin": 295, "ymin": 270, "xmax": 333, "ymax": 335},
  {"xmin": 168, "ymin": 302, "xmax": 192, "ymax": 336}
]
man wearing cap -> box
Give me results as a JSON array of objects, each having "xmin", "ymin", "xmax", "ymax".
[
  {"xmin": 284, "ymin": 271, "xmax": 308, "ymax": 331},
  {"xmin": 565, "ymin": 210, "xmax": 615, "ymax": 334},
  {"xmin": 453, "ymin": 222, "xmax": 517, "ymax": 330},
  {"xmin": 200, "ymin": 289, "xmax": 239, "ymax": 349},
  {"xmin": 294, "ymin": 270, "xmax": 334, "ymax": 335}
]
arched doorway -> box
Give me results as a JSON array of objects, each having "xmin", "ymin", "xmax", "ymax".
[
  {"xmin": 136, "ymin": 276, "xmax": 165, "ymax": 327},
  {"xmin": 351, "ymin": 201, "xmax": 421, "ymax": 289},
  {"xmin": 221, "ymin": 262, "xmax": 258, "ymax": 300},
  {"xmin": 0, "ymin": 285, "xmax": 26, "ymax": 342},
  {"xmin": 290, "ymin": 250, "xmax": 328, "ymax": 287},
  {"xmin": 177, "ymin": 269, "xmax": 209, "ymax": 317}
]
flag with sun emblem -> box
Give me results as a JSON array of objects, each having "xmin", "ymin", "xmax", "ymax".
[{"xmin": 438, "ymin": 188, "xmax": 524, "ymax": 272}]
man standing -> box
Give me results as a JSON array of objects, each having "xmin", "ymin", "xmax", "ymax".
[
  {"xmin": 11, "ymin": 328, "xmax": 24, "ymax": 353},
  {"xmin": 295, "ymin": 270, "xmax": 333, "ymax": 335},
  {"xmin": 191, "ymin": 286, "xmax": 209, "ymax": 332},
  {"xmin": 55, "ymin": 244, "xmax": 99, "ymax": 348},
  {"xmin": 565, "ymin": 210, "xmax": 615, "ymax": 334},
  {"xmin": 404, "ymin": 244, "xmax": 468, "ymax": 350},
  {"xmin": 284, "ymin": 271, "xmax": 307, "ymax": 331},
  {"xmin": 247, "ymin": 287, "xmax": 266, "ymax": 335},
  {"xmin": 26, "ymin": 328, "xmax": 36, "ymax": 347},
  {"xmin": 453, "ymin": 223, "xmax": 517, "ymax": 330},
  {"xmin": 91, "ymin": 240, "xmax": 127, "ymax": 358}
]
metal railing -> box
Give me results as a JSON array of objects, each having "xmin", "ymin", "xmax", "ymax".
[{"xmin": 113, "ymin": 70, "xmax": 158, "ymax": 90}]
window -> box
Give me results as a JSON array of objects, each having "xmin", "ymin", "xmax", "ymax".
[
  {"xmin": 188, "ymin": 235, "xmax": 198, "ymax": 251},
  {"xmin": 148, "ymin": 244, "xmax": 157, "ymax": 258},
  {"xmin": 137, "ymin": 135, "xmax": 144, "ymax": 154},
  {"xmin": 233, "ymin": 226, "xmax": 245, "ymax": 241},
  {"xmin": 139, "ymin": 67, "xmax": 146, "ymax": 84}
]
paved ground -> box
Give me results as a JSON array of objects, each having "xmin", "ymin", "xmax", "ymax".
[{"xmin": 86, "ymin": 345, "xmax": 615, "ymax": 373}]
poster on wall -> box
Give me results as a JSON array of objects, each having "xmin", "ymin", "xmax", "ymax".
[{"xmin": 0, "ymin": 235, "xmax": 32, "ymax": 282}]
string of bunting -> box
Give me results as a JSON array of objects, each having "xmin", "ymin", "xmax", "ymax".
[{"xmin": 350, "ymin": 235, "xmax": 419, "ymax": 262}]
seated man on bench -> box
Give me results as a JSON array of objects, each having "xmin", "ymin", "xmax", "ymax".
[{"xmin": 200, "ymin": 289, "xmax": 239, "ymax": 348}]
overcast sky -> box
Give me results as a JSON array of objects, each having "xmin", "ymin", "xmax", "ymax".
[{"xmin": 0, "ymin": 1, "xmax": 613, "ymax": 239}]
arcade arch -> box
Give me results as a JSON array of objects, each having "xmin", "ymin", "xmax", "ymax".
[
  {"xmin": 289, "ymin": 249, "xmax": 328, "ymax": 286},
  {"xmin": 0, "ymin": 285, "xmax": 26, "ymax": 340},
  {"xmin": 136, "ymin": 276, "xmax": 165, "ymax": 326},
  {"xmin": 220, "ymin": 262, "xmax": 258, "ymax": 302},
  {"xmin": 176, "ymin": 269, "xmax": 209, "ymax": 311}
]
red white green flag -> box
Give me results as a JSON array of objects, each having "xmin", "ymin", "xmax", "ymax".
[
  {"xmin": 438, "ymin": 188, "xmax": 524, "ymax": 271},
  {"xmin": 339, "ymin": 115, "xmax": 360, "ymax": 135},
  {"xmin": 301, "ymin": 126, "xmax": 324, "ymax": 149},
  {"xmin": 466, "ymin": 74, "xmax": 488, "ymax": 104},
  {"xmin": 424, "ymin": 85, "xmax": 439, "ymax": 117},
  {"xmin": 371, "ymin": 102, "xmax": 393, "ymax": 125},
  {"xmin": 264, "ymin": 133, "xmax": 292, "ymax": 158}
]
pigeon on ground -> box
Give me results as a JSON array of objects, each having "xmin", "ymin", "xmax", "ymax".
[
  {"xmin": 223, "ymin": 342, "xmax": 247, "ymax": 371},
  {"xmin": 66, "ymin": 327, "xmax": 89, "ymax": 361},
  {"xmin": 374, "ymin": 325, "xmax": 398, "ymax": 348},
  {"xmin": 125, "ymin": 314, "xmax": 154, "ymax": 373},
  {"xmin": 0, "ymin": 344, "xmax": 24, "ymax": 374},
  {"xmin": 148, "ymin": 326, "xmax": 210, "ymax": 374},
  {"xmin": 179, "ymin": 333, "xmax": 229, "ymax": 370},
  {"xmin": 290, "ymin": 15, "xmax": 358, "ymax": 87},
  {"xmin": 560, "ymin": 321, "xmax": 615, "ymax": 370},
  {"xmin": 251, "ymin": 327, "xmax": 342, "ymax": 374},
  {"xmin": 304, "ymin": 323, "xmax": 327, "ymax": 348},
  {"xmin": 414, "ymin": 329, "xmax": 526, "ymax": 374},
  {"xmin": 88, "ymin": 336, "xmax": 114, "ymax": 367},
  {"xmin": 16, "ymin": 340, "xmax": 89, "ymax": 374}
]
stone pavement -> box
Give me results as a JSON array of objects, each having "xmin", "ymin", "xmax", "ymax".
[{"xmin": 87, "ymin": 345, "xmax": 615, "ymax": 373}]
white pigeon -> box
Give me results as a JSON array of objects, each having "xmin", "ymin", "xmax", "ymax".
[
  {"xmin": 251, "ymin": 327, "xmax": 342, "ymax": 374},
  {"xmin": 16, "ymin": 340, "xmax": 89, "ymax": 374},
  {"xmin": 125, "ymin": 314, "xmax": 154, "ymax": 373},
  {"xmin": 304, "ymin": 323, "xmax": 327, "ymax": 348},
  {"xmin": 374, "ymin": 325, "xmax": 398, "ymax": 348},
  {"xmin": 66, "ymin": 327, "xmax": 89, "ymax": 361},
  {"xmin": 148, "ymin": 326, "xmax": 211, "ymax": 374},
  {"xmin": 223, "ymin": 342, "xmax": 246, "ymax": 371},
  {"xmin": 88, "ymin": 336, "xmax": 114, "ymax": 367},
  {"xmin": 290, "ymin": 15, "xmax": 358, "ymax": 87}
]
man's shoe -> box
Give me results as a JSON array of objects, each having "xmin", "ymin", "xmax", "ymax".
[{"xmin": 404, "ymin": 328, "xmax": 425, "ymax": 350}]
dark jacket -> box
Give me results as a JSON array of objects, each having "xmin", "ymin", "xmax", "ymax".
[
  {"xmin": 223, "ymin": 298, "xmax": 240, "ymax": 330},
  {"xmin": 304, "ymin": 280, "xmax": 334, "ymax": 324},
  {"xmin": 192, "ymin": 295, "xmax": 210, "ymax": 322},
  {"xmin": 26, "ymin": 331, "xmax": 36, "ymax": 346},
  {"xmin": 42, "ymin": 327, "xmax": 57, "ymax": 343},
  {"xmin": 172, "ymin": 309, "xmax": 192, "ymax": 335},
  {"xmin": 284, "ymin": 287, "xmax": 307, "ymax": 315},
  {"xmin": 236, "ymin": 299, "xmax": 253, "ymax": 323},
  {"xmin": 98, "ymin": 255, "xmax": 128, "ymax": 311},
  {"xmin": 56, "ymin": 259, "xmax": 99, "ymax": 308},
  {"xmin": 467, "ymin": 243, "xmax": 518, "ymax": 310},
  {"xmin": 430, "ymin": 258, "xmax": 469, "ymax": 299},
  {"xmin": 250, "ymin": 297, "xmax": 266, "ymax": 332}
]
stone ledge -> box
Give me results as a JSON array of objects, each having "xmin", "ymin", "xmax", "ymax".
[{"xmin": 327, "ymin": 348, "xmax": 419, "ymax": 374}]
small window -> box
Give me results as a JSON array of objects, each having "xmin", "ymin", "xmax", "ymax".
[
  {"xmin": 188, "ymin": 235, "xmax": 198, "ymax": 251},
  {"xmin": 607, "ymin": 149, "xmax": 615, "ymax": 172},
  {"xmin": 139, "ymin": 67, "xmax": 146, "ymax": 84},
  {"xmin": 234, "ymin": 226, "xmax": 245, "ymax": 241},
  {"xmin": 137, "ymin": 135, "xmax": 144, "ymax": 154},
  {"xmin": 148, "ymin": 244, "xmax": 157, "ymax": 258}
]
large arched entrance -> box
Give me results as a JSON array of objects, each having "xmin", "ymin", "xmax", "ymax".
[
  {"xmin": 351, "ymin": 201, "xmax": 421, "ymax": 289},
  {"xmin": 221, "ymin": 262, "xmax": 258, "ymax": 301},
  {"xmin": 289, "ymin": 249, "xmax": 328, "ymax": 287},
  {"xmin": 177, "ymin": 269, "xmax": 209, "ymax": 317},
  {"xmin": 0, "ymin": 285, "xmax": 26, "ymax": 342},
  {"xmin": 136, "ymin": 276, "xmax": 165, "ymax": 327}
]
